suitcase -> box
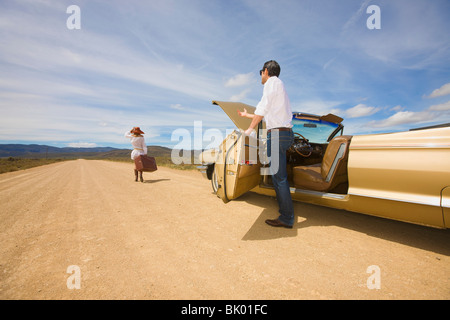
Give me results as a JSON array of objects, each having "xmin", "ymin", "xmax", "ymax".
[{"xmin": 134, "ymin": 155, "xmax": 158, "ymax": 172}]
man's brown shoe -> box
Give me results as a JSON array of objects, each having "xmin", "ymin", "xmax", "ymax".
[{"xmin": 265, "ymin": 219, "xmax": 293, "ymax": 229}]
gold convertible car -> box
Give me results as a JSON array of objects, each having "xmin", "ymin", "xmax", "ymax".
[{"xmin": 198, "ymin": 101, "xmax": 450, "ymax": 229}]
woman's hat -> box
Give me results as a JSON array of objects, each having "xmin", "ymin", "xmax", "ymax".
[{"xmin": 131, "ymin": 127, "xmax": 145, "ymax": 135}]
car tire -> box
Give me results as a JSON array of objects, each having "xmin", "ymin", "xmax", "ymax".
[{"xmin": 211, "ymin": 166, "xmax": 219, "ymax": 194}]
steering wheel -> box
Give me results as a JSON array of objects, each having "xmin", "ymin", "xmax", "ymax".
[{"xmin": 290, "ymin": 132, "xmax": 312, "ymax": 157}]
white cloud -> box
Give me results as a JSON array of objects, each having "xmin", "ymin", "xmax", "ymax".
[
  {"xmin": 370, "ymin": 110, "xmax": 435, "ymax": 128},
  {"xmin": 426, "ymin": 83, "xmax": 450, "ymax": 98},
  {"xmin": 67, "ymin": 142, "xmax": 98, "ymax": 148},
  {"xmin": 428, "ymin": 100, "xmax": 450, "ymax": 111},
  {"xmin": 345, "ymin": 104, "xmax": 380, "ymax": 118},
  {"xmin": 225, "ymin": 73, "xmax": 255, "ymax": 87},
  {"xmin": 0, "ymin": 6, "xmax": 226, "ymax": 103},
  {"xmin": 391, "ymin": 105, "xmax": 404, "ymax": 112},
  {"xmin": 230, "ymin": 89, "xmax": 251, "ymax": 102},
  {"xmin": 170, "ymin": 104, "xmax": 185, "ymax": 110}
]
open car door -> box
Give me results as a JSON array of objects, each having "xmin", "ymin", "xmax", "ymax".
[{"xmin": 212, "ymin": 101, "xmax": 262, "ymax": 203}]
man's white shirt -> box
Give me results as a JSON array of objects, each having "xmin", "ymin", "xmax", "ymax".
[{"xmin": 254, "ymin": 76, "xmax": 293, "ymax": 130}]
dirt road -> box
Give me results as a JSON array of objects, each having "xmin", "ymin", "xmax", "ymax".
[{"xmin": 0, "ymin": 159, "xmax": 449, "ymax": 300}]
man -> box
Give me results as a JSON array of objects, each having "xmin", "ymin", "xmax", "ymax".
[{"xmin": 238, "ymin": 60, "xmax": 295, "ymax": 228}]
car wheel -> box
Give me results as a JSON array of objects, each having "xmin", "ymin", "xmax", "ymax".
[{"xmin": 211, "ymin": 166, "xmax": 219, "ymax": 194}]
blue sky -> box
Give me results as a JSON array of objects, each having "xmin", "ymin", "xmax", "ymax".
[{"xmin": 0, "ymin": 0, "xmax": 449, "ymax": 149}]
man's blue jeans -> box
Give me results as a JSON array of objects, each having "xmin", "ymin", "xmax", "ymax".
[{"xmin": 267, "ymin": 129, "xmax": 295, "ymax": 226}]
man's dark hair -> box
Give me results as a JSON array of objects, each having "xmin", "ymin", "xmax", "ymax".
[{"xmin": 262, "ymin": 60, "xmax": 281, "ymax": 77}]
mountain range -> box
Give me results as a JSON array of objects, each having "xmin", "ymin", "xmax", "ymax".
[{"xmin": 0, "ymin": 144, "xmax": 173, "ymax": 159}]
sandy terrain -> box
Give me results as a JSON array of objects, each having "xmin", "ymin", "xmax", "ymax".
[{"xmin": 0, "ymin": 159, "xmax": 448, "ymax": 300}]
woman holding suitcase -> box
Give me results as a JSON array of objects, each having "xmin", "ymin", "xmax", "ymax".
[{"xmin": 125, "ymin": 127, "xmax": 147, "ymax": 182}]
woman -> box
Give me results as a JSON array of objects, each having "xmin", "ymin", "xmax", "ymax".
[{"xmin": 125, "ymin": 127, "xmax": 147, "ymax": 182}]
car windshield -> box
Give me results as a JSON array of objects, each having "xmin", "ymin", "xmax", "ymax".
[{"xmin": 291, "ymin": 116, "xmax": 339, "ymax": 143}]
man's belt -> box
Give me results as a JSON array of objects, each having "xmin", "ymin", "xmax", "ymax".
[{"xmin": 267, "ymin": 127, "xmax": 292, "ymax": 133}]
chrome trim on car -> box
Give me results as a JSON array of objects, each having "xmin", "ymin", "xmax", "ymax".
[
  {"xmin": 325, "ymin": 142, "xmax": 346, "ymax": 183},
  {"xmin": 293, "ymin": 188, "xmax": 347, "ymax": 200},
  {"xmin": 259, "ymin": 185, "xmax": 349, "ymax": 200},
  {"xmin": 348, "ymin": 192, "xmax": 441, "ymax": 207}
]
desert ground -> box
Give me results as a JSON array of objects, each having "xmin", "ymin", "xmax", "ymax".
[{"xmin": 0, "ymin": 159, "xmax": 448, "ymax": 300}]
